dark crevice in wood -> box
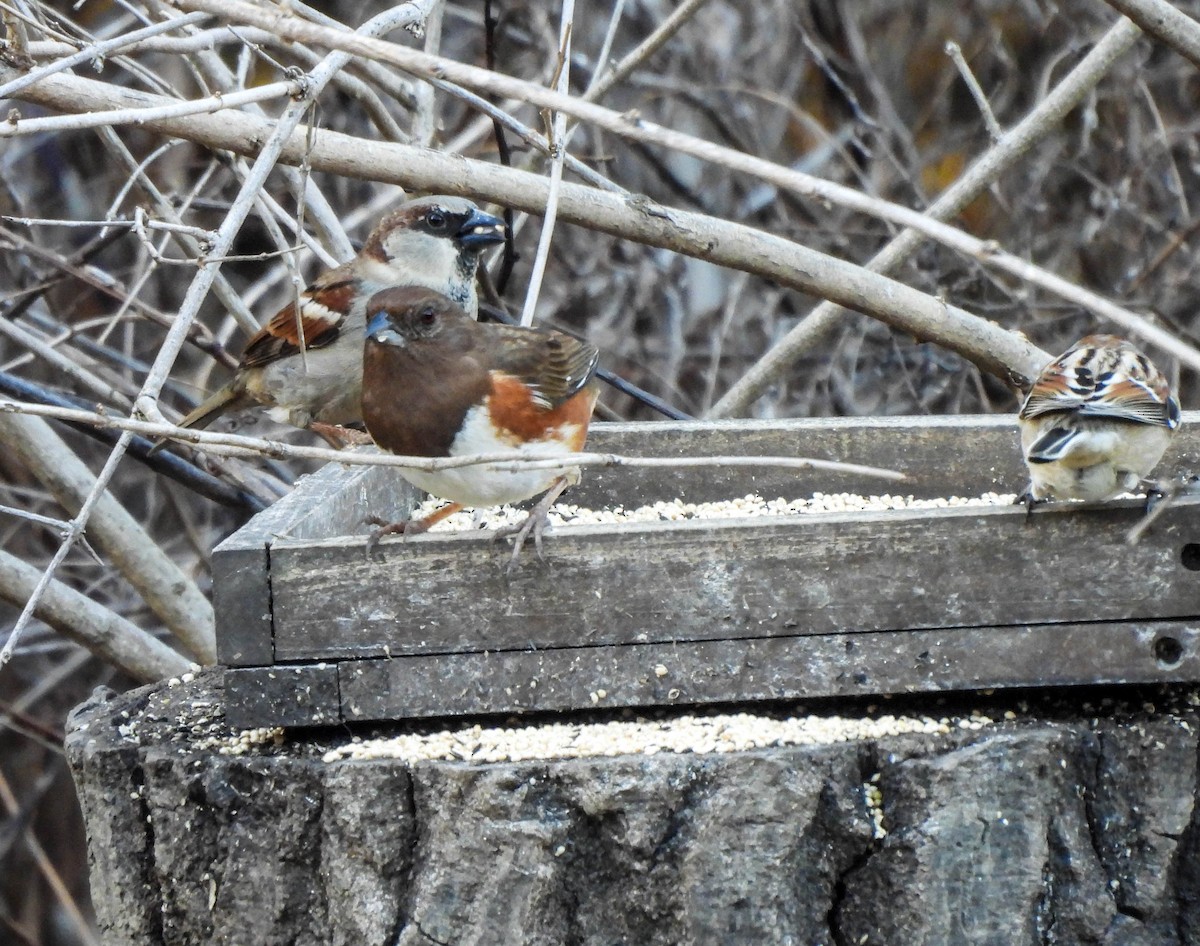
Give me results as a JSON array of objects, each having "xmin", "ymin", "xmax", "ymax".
[{"xmin": 388, "ymin": 771, "xmax": 421, "ymax": 946}]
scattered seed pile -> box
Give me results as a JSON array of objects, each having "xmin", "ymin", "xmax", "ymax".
[
  {"xmin": 317, "ymin": 708, "xmax": 1002, "ymax": 766},
  {"xmin": 412, "ymin": 490, "xmax": 1018, "ymax": 532}
]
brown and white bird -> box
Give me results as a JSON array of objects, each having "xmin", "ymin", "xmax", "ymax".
[
  {"xmin": 170, "ymin": 196, "xmax": 506, "ymax": 435},
  {"xmin": 360, "ymin": 286, "xmax": 600, "ymax": 562},
  {"xmin": 1018, "ymin": 334, "xmax": 1181, "ymax": 503}
]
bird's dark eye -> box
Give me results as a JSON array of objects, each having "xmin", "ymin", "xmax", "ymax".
[
  {"xmin": 425, "ymin": 210, "xmax": 447, "ymax": 230},
  {"xmin": 419, "ymin": 306, "xmax": 437, "ymax": 326}
]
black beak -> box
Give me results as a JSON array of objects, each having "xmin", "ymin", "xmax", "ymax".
[{"xmin": 455, "ymin": 208, "xmax": 507, "ymax": 250}]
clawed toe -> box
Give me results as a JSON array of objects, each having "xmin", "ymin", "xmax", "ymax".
[
  {"xmin": 493, "ymin": 510, "xmax": 551, "ymax": 570},
  {"xmin": 363, "ymin": 514, "xmax": 428, "ymax": 557},
  {"xmin": 491, "ymin": 477, "xmax": 569, "ymax": 570}
]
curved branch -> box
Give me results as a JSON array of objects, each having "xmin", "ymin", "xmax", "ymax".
[{"xmin": 1, "ymin": 65, "xmax": 1048, "ymax": 389}]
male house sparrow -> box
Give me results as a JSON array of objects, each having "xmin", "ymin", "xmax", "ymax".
[
  {"xmin": 360, "ymin": 286, "xmax": 600, "ymax": 563},
  {"xmin": 1018, "ymin": 334, "xmax": 1181, "ymax": 502},
  {"xmin": 170, "ymin": 196, "xmax": 506, "ymax": 435}
]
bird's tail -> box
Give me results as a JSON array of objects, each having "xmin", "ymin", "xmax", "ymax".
[{"xmin": 147, "ymin": 383, "xmax": 249, "ymax": 456}]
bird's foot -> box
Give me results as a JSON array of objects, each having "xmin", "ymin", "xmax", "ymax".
[
  {"xmin": 1140, "ymin": 477, "xmax": 1176, "ymax": 515},
  {"xmin": 363, "ymin": 514, "xmax": 430, "ymax": 557},
  {"xmin": 492, "ymin": 478, "xmax": 569, "ymax": 570},
  {"xmin": 493, "ymin": 507, "xmax": 551, "ymax": 570}
]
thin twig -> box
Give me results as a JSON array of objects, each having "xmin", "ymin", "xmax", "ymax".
[
  {"xmin": 945, "ymin": 40, "xmax": 1003, "ymax": 142},
  {"xmin": 0, "ymin": 79, "xmax": 300, "ymax": 137},
  {"xmin": 0, "ymin": 10, "xmax": 208, "ymax": 99},
  {"xmin": 0, "ymin": 398, "xmax": 907, "ymax": 481},
  {"xmin": 411, "ymin": 0, "xmax": 442, "ymax": 146},
  {"xmin": 582, "ymin": 0, "xmax": 712, "ymax": 105},
  {"xmin": 519, "ymin": 4, "xmax": 573, "ymax": 327}
]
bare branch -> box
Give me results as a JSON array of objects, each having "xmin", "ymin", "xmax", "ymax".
[
  {"xmin": 1101, "ymin": 0, "xmax": 1200, "ymax": 69},
  {"xmin": 0, "ymin": 549, "xmax": 191, "ymax": 682},
  {"xmin": 0, "ymin": 80, "xmax": 300, "ymax": 137},
  {"xmin": 1, "ymin": 63, "xmax": 1050, "ymax": 389},
  {"xmin": 0, "ymin": 413, "xmax": 216, "ymax": 663},
  {"xmin": 707, "ymin": 17, "xmax": 1144, "ymax": 417}
]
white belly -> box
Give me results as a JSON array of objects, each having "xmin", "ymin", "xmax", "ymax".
[{"xmin": 399, "ymin": 404, "xmax": 584, "ymax": 508}]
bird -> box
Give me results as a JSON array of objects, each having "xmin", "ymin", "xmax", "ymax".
[
  {"xmin": 1017, "ymin": 334, "xmax": 1181, "ymax": 504},
  {"xmin": 161, "ymin": 195, "xmax": 506, "ymax": 443},
  {"xmin": 360, "ymin": 286, "xmax": 601, "ymax": 564}
]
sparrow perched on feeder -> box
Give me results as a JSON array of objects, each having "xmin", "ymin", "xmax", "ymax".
[
  {"xmin": 1018, "ymin": 334, "xmax": 1181, "ymax": 503},
  {"xmin": 165, "ymin": 196, "xmax": 506, "ymax": 438},
  {"xmin": 360, "ymin": 286, "xmax": 601, "ymax": 564}
]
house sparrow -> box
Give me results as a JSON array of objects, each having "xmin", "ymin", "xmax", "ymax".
[
  {"xmin": 168, "ymin": 195, "xmax": 506, "ymax": 436},
  {"xmin": 360, "ymin": 286, "xmax": 600, "ymax": 564},
  {"xmin": 1018, "ymin": 334, "xmax": 1181, "ymax": 502}
]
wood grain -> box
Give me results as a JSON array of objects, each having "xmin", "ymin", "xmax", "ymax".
[
  {"xmin": 267, "ymin": 498, "xmax": 1200, "ymax": 661},
  {"xmin": 225, "ymin": 620, "xmax": 1200, "ymax": 725}
]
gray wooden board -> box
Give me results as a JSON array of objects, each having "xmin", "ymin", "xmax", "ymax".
[
  {"xmin": 223, "ymin": 620, "xmax": 1200, "ymax": 726},
  {"xmin": 224, "ymin": 663, "xmax": 340, "ymax": 729},
  {"xmin": 212, "ymin": 545, "xmax": 273, "ymax": 666},
  {"xmin": 264, "ymin": 497, "xmax": 1200, "ymax": 662}
]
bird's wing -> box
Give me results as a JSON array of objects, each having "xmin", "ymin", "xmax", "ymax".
[
  {"xmin": 240, "ymin": 273, "xmax": 358, "ymax": 369},
  {"xmin": 487, "ymin": 327, "xmax": 600, "ymax": 410}
]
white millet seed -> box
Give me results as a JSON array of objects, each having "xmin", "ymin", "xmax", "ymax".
[
  {"xmin": 319, "ymin": 704, "xmax": 1018, "ymax": 766},
  {"xmin": 407, "ymin": 490, "xmax": 1018, "ymax": 534}
]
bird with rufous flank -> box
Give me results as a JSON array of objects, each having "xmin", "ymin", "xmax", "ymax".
[
  {"xmin": 1018, "ymin": 334, "xmax": 1181, "ymax": 506},
  {"xmin": 360, "ymin": 286, "xmax": 601, "ymax": 565},
  {"xmin": 154, "ymin": 196, "xmax": 506, "ymax": 451}
]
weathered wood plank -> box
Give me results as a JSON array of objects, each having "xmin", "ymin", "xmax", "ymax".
[
  {"xmin": 267, "ymin": 497, "xmax": 1200, "ymax": 661},
  {"xmin": 279, "ymin": 463, "xmax": 420, "ymax": 542},
  {"xmin": 211, "ymin": 545, "xmax": 272, "ymax": 666},
  {"xmin": 223, "ymin": 664, "xmax": 341, "ymax": 729},
  {"xmin": 330, "ymin": 620, "xmax": 1200, "ymax": 723}
]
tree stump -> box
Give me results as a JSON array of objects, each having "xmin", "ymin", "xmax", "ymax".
[{"xmin": 67, "ymin": 670, "xmax": 1200, "ymax": 945}]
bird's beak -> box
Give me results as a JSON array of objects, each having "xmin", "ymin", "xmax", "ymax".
[
  {"xmin": 456, "ymin": 208, "xmax": 507, "ymax": 249},
  {"xmin": 366, "ymin": 311, "xmax": 404, "ymax": 346}
]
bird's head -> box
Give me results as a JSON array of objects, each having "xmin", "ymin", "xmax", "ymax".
[
  {"xmin": 365, "ymin": 287, "xmax": 470, "ymax": 347},
  {"xmin": 369, "ymin": 196, "xmax": 505, "ymax": 263}
]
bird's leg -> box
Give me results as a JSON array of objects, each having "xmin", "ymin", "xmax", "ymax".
[
  {"xmin": 310, "ymin": 422, "xmax": 374, "ymax": 448},
  {"xmin": 1014, "ymin": 486, "xmax": 1042, "ymax": 523},
  {"xmin": 364, "ymin": 502, "xmax": 463, "ymax": 556},
  {"xmin": 1120, "ymin": 476, "xmax": 1182, "ymax": 547},
  {"xmin": 1139, "ymin": 476, "xmax": 1176, "ymax": 515},
  {"xmin": 493, "ymin": 476, "xmax": 570, "ymax": 569}
]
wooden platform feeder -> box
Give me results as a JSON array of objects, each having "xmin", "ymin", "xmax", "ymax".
[{"xmin": 216, "ymin": 413, "xmax": 1200, "ymax": 729}]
